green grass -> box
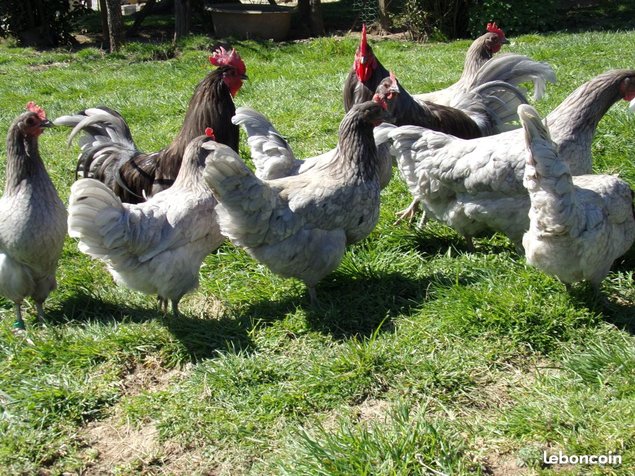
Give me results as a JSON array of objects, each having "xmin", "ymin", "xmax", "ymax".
[{"xmin": 0, "ymin": 27, "xmax": 634, "ymax": 475}]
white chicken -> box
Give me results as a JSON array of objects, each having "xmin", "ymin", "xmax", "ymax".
[
  {"xmin": 385, "ymin": 69, "xmax": 635, "ymax": 248},
  {"xmin": 413, "ymin": 23, "xmax": 555, "ymax": 106},
  {"xmin": 519, "ymin": 104, "xmax": 635, "ymax": 291},
  {"xmin": 0, "ymin": 103, "xmax": 67, "ymax": 330},
  {"xmin": 204, "ymin": 101, "xmax": 387, "ymax": 303},
  {"xmin": 67, "ymin": 133, "xmax": 224, "ymax": 316}
]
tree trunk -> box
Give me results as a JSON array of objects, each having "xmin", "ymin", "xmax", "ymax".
[
  {"xmin": 377, "ymin": 0, "xmax": 390, "ymax": 31},
  {"xmin": 104, "ymin": 0, "xmax": 124, "ymax": 52},
  {"xmin": 297, "ymin": 0, "xmax": 324, "ymax": 36},
  {"xmin": 99, "ymin": 0, "xmax": 109, "ymax": 41},
  {"xmin": 174, "ymin": 0, "xmax": 191, "ymax": 42}
]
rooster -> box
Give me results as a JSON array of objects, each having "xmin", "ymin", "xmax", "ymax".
[
  {"xmin": 67, "ymin": 131, "xmax": 224, "ymax": 316},
  {"xmin": 374, "ymin": 71, "xmax": 527, "ymax": 138},
  {"xmin": 55, "ymin": 47, "xmax": 247, "ymax": 204},
  {"xmin": 204, "ymin": 100, "xmax": 388, "ymax": 304},
  {"xmin": 520, "ymin": 104, "xmax": 635, "ymax": 291},
  {"xmin": 343, "ymin": 23, "xmax": 554, "ymax": 112},
  {"xmin": 383, "ymin": 69, "xmax": 635, "ymax": 248},
  {"xmin": 0, "ymin": 103, "xmax": 67, "ymax": 330}
]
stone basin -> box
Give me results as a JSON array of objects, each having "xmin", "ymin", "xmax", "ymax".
[{"xmin": 207, "ymin": 3, "xmax": 293, "ymax": 41}]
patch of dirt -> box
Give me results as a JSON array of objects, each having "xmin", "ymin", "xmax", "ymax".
[
  {"xmin": 28, "ymin": 61, "xmax": 71, "ymax": 71},
  {"xmin": 180, "ymin": 293, "xmax": 227, "ymax": 320},
  {"xmin": 484, "ymin": 453, "xmax": 530, "ymax": 476},
  {"xmin": 75, "ymin": 359, "xmax": 198, "ymax": 474},
  {"xmin": 118, "ymin": 356, "xmax": 189, "ymax": 397},
  {"xmin": 354, "ymin": 398, "xmax": 391, "ymax": 423}
]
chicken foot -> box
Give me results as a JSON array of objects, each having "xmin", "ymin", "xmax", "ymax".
[
  {"xmin": 13, "ymin": 303, "xmax": 25, "ymax": 331},
  {"xmin": 393, "ymin": 198, "xmax": 419, "ymax": 225},
  {"xmin": 308, "ymin": 286, "xmax": 319, "ymax": 307},
  {"xmin": 157, "ymin": 296, "xmax": 180, "ymax": 317}
]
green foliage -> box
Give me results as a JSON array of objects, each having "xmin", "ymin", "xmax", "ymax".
[
  {"xmin": 392, "ymin": 0, "xmax": 471, "ymax": 41},
  {"xmin": 0, "ymin": 0, "xmax": 88, "ymax": 47},
  {"xmin": 276, "ymin": 403, "xmax": 477, "ymax": 475},
  {"xmin": 468, "ymin": 0, "xmax": 560, "ymax": 37}
]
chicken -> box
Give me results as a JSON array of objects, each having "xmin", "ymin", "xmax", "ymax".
[
  {"xmin": 519, "ymin": 104, "xmax": 635, "ymax": 291},
  {"xmin": 384, "ymin": 69, "xmax": 635, "ymax": 248},
  {"xmin": 67, "ymin": 132, "xmax": 224, "ymax": 316},
  {"xmin": 343, "ymin": 23, "xmax": 554, "ymax": 112},
  {"xmin": 204, "ymin": 100, "xmax": 387, "ymax": 303},
  {"xmin": 413, "ymin": 23, "xmax": 555, "ymax": 105},
  {"xmin": 231, "ymin": 106, "xmax": 395, "ymax": 189},
  {"xmin": 55, "ymin": 47, "xmax": 247, "ymax": 204},
  {"xmin": 374, "ymin": 71, "xmax": 527, "ymax": 138},
  {"xmin": 0, "ymin": 103, "xmax": 67, "ymax": 330}
]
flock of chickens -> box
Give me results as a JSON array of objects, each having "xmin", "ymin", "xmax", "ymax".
[{"xmin": 3, "ymin": 26, "xmax": 635, "ymax": 331}]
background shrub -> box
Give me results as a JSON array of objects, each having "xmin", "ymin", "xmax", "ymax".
[
  {"xmin": 467, "ymin": 0, "xmax": 560, "ymax": 36},
  {"xmin": 0, "ymin": 0, "xmax": 88, "ymax": 46}
]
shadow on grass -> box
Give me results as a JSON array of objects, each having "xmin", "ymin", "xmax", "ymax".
[
  {"xmin": 388, "ymin": 221, "xmax": 517, "ymax": 258},
  {"xmin": 300, "ymin": 268, "xmax": 478, "ymax": 340},
  {"xmin": 566, "ymin": 282, "xmax": 635, "ymax": 335},
  {"xmin": 46, "ymin": 290, "xmax": 255, "ymax": 362}
]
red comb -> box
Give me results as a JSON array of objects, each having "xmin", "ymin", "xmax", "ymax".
[
  {"xmin": 209, "ymin": 47, "xmax": 246, "ymax": 76},
  {"xmin": 486, "ymin": 22, "xmax": 505, "ymax": 40},
  {"xmin": 360, "ymin": 23, "xmax": 368, "ymax": 53},
  {"xmin": 26, "ymin": 101, "xmax": 46, "ymax": 120},
  {"xmin": 205, "ymin": 127, "xmax": 216, "ymax": 139}
]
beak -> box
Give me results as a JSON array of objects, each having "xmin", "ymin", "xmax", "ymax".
[
  {"xmin": 241, "ymin": 73, "xmax": 249, "ymax": 80},
  {"xmin": 41, "ymin": 119, "xmax": 54, "ymax": 128},
  {"xmin": 501, "ymin": 37, "xmax": 510, "ymax": 44}
]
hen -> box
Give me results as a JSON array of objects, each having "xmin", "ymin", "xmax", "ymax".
[
  {"xmin": 204, "ymin": 100, "xmax": 387, "ymax": 303},
  {"xmin": 0, "ymin": 103, "xmax": 67, "ymax": 330},
  {"xmin": 520, "ymin": 104, "xmax": 635, "ymax": 291},
  {"xmin": 343, "ymin": 23, "xmax": 554, "ymax": 113},
  {"xmin": 231, "ymin": 106, "xmax": 394, "ymax": 189},
  {"xmin": 385, "ymin": 69, "xmax": 635, "ymax": 248},
  {"xmin": 55, "ymin": 47, "xmax": 246, "ymax": 203},
  {"xmin": 413, "ymin": 24, "xmax": 555, "ymax": 105},
  {"xmin": 67, "ymin": 133, "xmax": 224, "ymax": 316}
]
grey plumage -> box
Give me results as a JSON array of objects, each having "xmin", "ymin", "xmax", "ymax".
[{"xmin": 0, "ymin": 108, "xmax": 67, "ymax": 329}]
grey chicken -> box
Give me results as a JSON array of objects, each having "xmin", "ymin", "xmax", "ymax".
[
  {"xmin": 520, "ymin": 104, "xmax": 635, "ymax": 291},
  {"xmin": 0, "ymin": 103, "xmax": 67, "ymax": 330},
  {"xmin": 55, "ymin": 47, "xmax": 247, "ymax": 203},
  {"xmin": 231, "ymin": 106, "xmax": 394, "ymax": 189},
  {"xmin": 204, "ymin": 100, "xmax": 388, "ymax": 303},
  {"xmin": 67, "ymin": 133, "xmax": 224, "ymax": 316},
  {"xmin": 383, "ymin": 69, "xmax": 635, "ymax": 248}
]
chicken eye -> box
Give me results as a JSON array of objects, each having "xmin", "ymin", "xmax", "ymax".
[{"xmin": 26, "ymin": 117, "xmax": 36, "ymax": 126}]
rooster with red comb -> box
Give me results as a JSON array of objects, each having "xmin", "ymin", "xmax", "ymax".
[
  {"xmin": 55, "ymin": 46, "xmax": 247, "ymax": 203},
  {"xmin": 344, "ymin": 23, "xmax": 554, "ymax": 111}
]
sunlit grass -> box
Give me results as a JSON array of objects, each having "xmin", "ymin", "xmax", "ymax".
[{"xmin": 0, "ymin": 28, "xmax": 634, "ymax": 475}]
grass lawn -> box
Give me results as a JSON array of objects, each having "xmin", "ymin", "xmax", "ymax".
[{"xmin": 0, "ymin": 26, "xmax": 634, "ymax": 475}]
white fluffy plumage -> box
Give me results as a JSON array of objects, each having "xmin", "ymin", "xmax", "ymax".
[
  {"xmin": 520, "ymin": 104, "xmax": 635, "ymax": 290},
  {"xmin": 67, "ymin": 135, "xmax": 224, "ymax": 315}
]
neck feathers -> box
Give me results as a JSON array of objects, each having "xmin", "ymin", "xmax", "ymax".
[{"xmin": 5, "ymin": 125, "xmax": 46, "ymax": 191}]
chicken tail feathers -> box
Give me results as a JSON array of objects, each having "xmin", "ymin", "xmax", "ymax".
[
  {"xmin": 519, "ymin": 104, "xmax": 576, "ymax": 236},
  {"xmin": 203, "ymin": 141, "xmax": 276, "ymax": 248},
  {"xmin": 68, "ymin": 178, "xmax": 129, "ymax": 259},
  {"xmin": 471, "ymin": 53, "xmax": 556, "ymax": 101},
  {"xmin": 453, "ymin": 80, "xmax": 528, "ymax": 135},
  {"xmin": 55, "ymin": 107, "xmax": 154, "ymax": 203},
  {"xmin": 232, "ymin": 107, "xmax": 301, "ymax": 180}
]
